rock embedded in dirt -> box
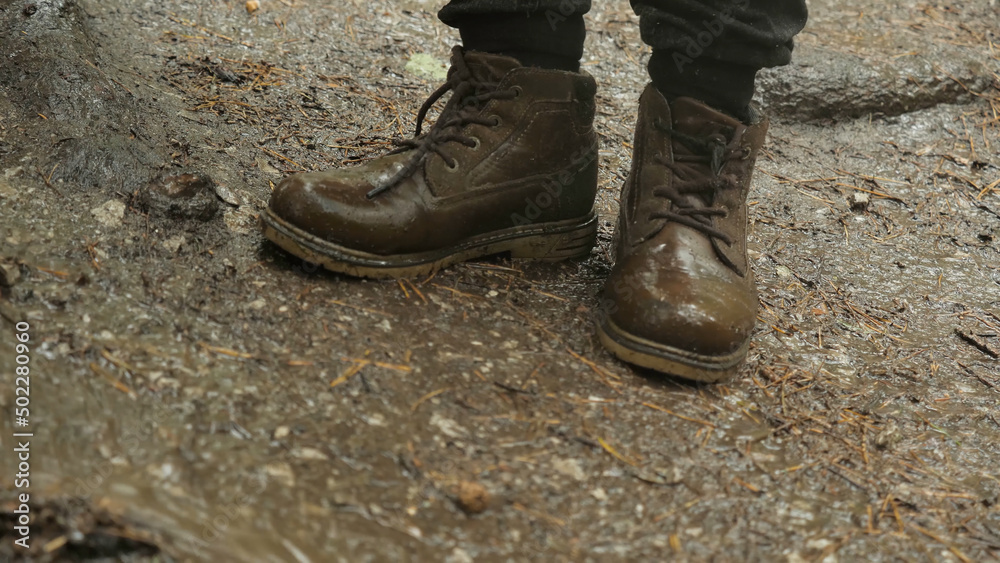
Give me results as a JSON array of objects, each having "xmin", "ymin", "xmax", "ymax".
[
  {"xmin": 213, "ymin": 182, "xmax": 242, "ymax": 207},
  {"xmin": 455, "ymin": 481, "xmax": 490, "ymax": 515},
  {"xmin": 849, "ymin": 192, "xmax": 870, "ymax": 211},
  {"xmin": 0, "ymin": 260, "xmax": 22, "ymax": 288},
  {"xmin": 138, "ymin": 172, "xmax": 220, "ymax": 222},
  {"xmin": 162, "ymin": 234, "xmax": 186, "ymax": 254},
  {"xmin": 91, "ymin": 199, "xmax": 126, "ymax": 228},
  {"xmin": 552, "ymin": 458, "xmax": 586, "ymax": 481}
]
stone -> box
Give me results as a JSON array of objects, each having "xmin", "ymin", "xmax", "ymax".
[
  {"xmin": 552, "ymin": 458, "xmax": 586, "ymax": 481},
  {"xmin": 455, "ymin": 481, "xmax": 490, "ymax": 514},
  {"xmin": 138, "ymin": 172, "xmax": 219, "ymax": 222},
  {"xmin": 850, "ymin": 191, "xmax": 870, "ymax": 211},
  {"xmin": 91, "ymin": 199, "xmax": 126, "ymax": 228},
  {"xmin": 162, "ymin": 234, "xmax": 186, "ymax": 253},
  {"xmin": 0, "ymin": 261, "xmax": 21, "ymax": 287}
]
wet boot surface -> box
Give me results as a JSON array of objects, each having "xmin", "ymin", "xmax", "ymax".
[
  {"xmin": 1, "ymin": 0, "xmax": 999, "ymax": 561},
  {"xmin": 264, "ymin": 47, "xmax": 600, "ymax": 278},
  {"xmin": 600, "ymin": 87, "xmax": 767, "ymax": 382}
]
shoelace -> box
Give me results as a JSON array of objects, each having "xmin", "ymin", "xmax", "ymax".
[
  {"xmin": 366, "ymin": 46, "xmax": 518, "ymax": 199},
  {"xmin": 647, "ymin": 118, "xmax": 749, "ymax": 245}
]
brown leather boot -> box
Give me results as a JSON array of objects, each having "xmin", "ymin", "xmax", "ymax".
[
  {"xmin": 598, "ymin": 85, "xmax": 768, "ymax": 382},
  {"xmin": 262, "ymin": 46, "xmax": 599, "ymax": 278}
]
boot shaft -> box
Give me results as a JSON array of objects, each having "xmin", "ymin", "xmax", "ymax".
[{"xmin": 617, "ymin": 85, "xmax": 768, "ymax": 276}]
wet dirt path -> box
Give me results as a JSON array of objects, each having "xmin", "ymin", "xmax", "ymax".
[{"xmin": 1, "ymin": 0, "xmax": 999, "ymax": 560}]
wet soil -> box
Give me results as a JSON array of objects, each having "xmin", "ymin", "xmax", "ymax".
[{"xmin": 1, "ymin": 0, "xmax": 999, "ymax": 561}]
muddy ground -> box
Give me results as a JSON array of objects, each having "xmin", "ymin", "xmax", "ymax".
[{"xmin": 1, "ymin": 0, "xmax": 999, "ymax": 561}]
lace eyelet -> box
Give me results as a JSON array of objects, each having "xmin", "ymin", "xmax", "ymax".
[
  {"xmin": 445, "ymin": 159, "xmax": 460, "ymax": 172},
  {"xmin": 740, "ymin": 146, "xmax": 751, "ymax": 160},
  {"xmin": 511, "ymin": 86, "xmax": 523, "ymax": 98},
  {"xmin": 489, "ymin": 115, "xmax": 502, "ymax": 128},
  {"xmin": 468, "ymin": 136, "xmax": 481, "ymax": 150}
]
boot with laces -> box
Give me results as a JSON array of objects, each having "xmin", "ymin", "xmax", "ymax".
[
  {"xmin": 598, "ymin": 85, "xmax": 768, "ymax": 382},
  {"xmin": 262, "ymin": 46, "xmax": 600, "ymax": 278}
]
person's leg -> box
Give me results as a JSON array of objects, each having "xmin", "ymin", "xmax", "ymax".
[
  {"xmin": 263, "ymin": 3, "xmax": 600, "ymax": 279},
  {"xmin": 598, "ymin": 1, "xmax": 807, "ymax": 381},
  {"xmin": 632, "ymin": 0, "xmax": 807, "ymax": 120},
  {"xmin": 438, "ymin": 1, "xmax": 590, "ymax": 71}
]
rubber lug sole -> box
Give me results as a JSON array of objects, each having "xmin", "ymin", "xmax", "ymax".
[
  {"xmin": 597, "ymin": 317, "xmax": 748, "ymax": 383},
  {"xmin": 261, "ymin": 208, "xmax": 597, "ymax": 279}
]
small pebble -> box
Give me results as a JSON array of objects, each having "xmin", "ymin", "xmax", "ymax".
[
  {"xmin": 162, "ymin": 234, "xmax": 186, "ymax": 254},
  {"xmin": 292, "ymin": 447, "xmax": 328, "ymax": 461},
  {"xmin": 91, "ymin": 199, "xmax": 126, "ymax": 228},
  {"xmin": 0, "ymin": 261, "xmax": 21, "ymax": 287},
  {"xmin": 850, "ymin": 191, "xmax": 870, "ymax": 211},
  {"xmin": 456, "ymin": 481, "xmax": 490, "ymax": 514}
]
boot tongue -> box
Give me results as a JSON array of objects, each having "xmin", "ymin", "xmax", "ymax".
[
  {"xmin": 667, "ymin": 97, "xmax": 742, "ymax": 206},
  {"xmin": 670, "ymin": 97, "xmax": 741, "ymax": 154},
  {"xmin": 459, "ymin": 51, "xmax": 523, "ymax": 83}
]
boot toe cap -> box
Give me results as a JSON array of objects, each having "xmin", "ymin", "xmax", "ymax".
[
  {"xmin": 269, "ymin": 172, "xmax": 345, "ymax": 235},
  {"xmin": 603, "ymin": 267, "xmax": 756, "ymax": 358},
  {"xmin": 268, "ymin": 171, "xmax": 414, "ymax": 253}
]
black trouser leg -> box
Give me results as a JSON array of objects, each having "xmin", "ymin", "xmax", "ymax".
[
  {"xmin": 630, "ymin": 0, "xmax": 808, "ymax": 119},
  {"xmin": 438, "ymin": 1, "xmax": 591, "ymax": 72}
]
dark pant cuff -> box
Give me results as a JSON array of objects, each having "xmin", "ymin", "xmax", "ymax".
[
  {"xmin": 648, "ymin": 49, "xmax": 758, "ymax": 121},
  {"xmin": 448, "ymin": 13, "xmax": 586, "ymax": 72}
]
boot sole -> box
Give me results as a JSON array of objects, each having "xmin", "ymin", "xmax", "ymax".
[
  {"xmin": 261, "ymin": 208, "xmax": 598, "ymax": 279},
  {"xmin": 597, "ymin": 317, "xmax": 748, "ymax": 383}
]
